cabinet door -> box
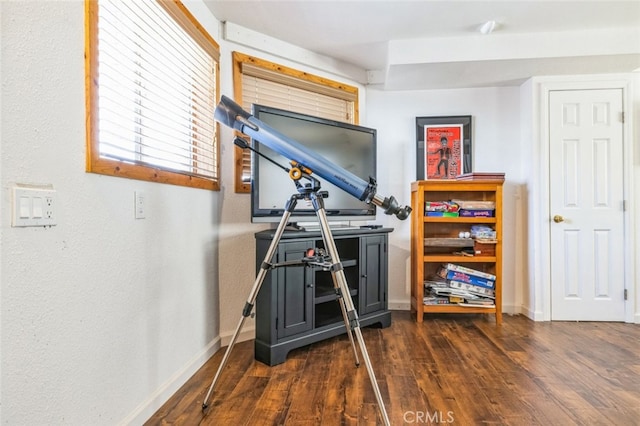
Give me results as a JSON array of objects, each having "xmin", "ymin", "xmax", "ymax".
[
  {"xmin": 276, "ymin": 241, "xmax": 314, "ymax": 338},
  {"xmin": 360, "ymin": 235, "xmax": 387, "ymax": 315}
]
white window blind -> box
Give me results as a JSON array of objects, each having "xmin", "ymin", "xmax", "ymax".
[
  {"xmin": 88, "ymin": 0, "xmax": 219, "ymax": 187},
  {"xmin": 239, "ymin": 65, "xmax": 356, "ymax": 183}
]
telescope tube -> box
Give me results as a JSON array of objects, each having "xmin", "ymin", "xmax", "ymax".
[{"xmin": 215, "ymin": 95, "xmax": 411, "ymax": 220}]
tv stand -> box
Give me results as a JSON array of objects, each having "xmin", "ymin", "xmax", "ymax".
[
  {"xmin": 276, "ymin": 222, "xmax": 373, "ymax": 233},
  {"xmin": 254, "ymin": 227, "xmax": 393, "ymax": 366}
]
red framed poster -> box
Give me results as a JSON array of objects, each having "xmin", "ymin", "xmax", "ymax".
[
  {"xmin": 415, "ymin": 116, "xmax": 472, "ymax": 180},
  {"xmin": 424, "ymin": 125, "xmax": 463, "ymax": 179}
]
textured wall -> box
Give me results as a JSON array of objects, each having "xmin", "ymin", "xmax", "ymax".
[{"xmin": 1, "ymin": 1, "xmax": 221, "ymax": 423}]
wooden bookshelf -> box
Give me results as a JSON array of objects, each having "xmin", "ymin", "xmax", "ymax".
[{"xmin": 410, "ymin": 179, "xmax": 504, "ymax": 324}]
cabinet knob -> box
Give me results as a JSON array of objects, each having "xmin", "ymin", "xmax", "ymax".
[
  {"xmin": 362, "ymin": 275, "xmax": 367, "ymax": 278},
  {"xmin": 307, "ymin": 284, "xmax": 313, "ymax": 288}
]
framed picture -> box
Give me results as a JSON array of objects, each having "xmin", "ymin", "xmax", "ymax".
[{"xmin": 416, "ymin": 116, "xmax": 472, "ymax": 180}]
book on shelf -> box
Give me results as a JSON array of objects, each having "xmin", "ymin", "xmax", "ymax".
[
  {"xmin": 459, "ymin": 209, "xmax": 494, "ymax": 217},
  {"xmin": 457, "ymin": 302, "xmax": 496, "ymax": 308},
  {"xmin": 442, "ymin": 263, "xmax": 496, "ymax": 281},
  {"xmin": 424, "ymin": 275, "xmax": 448, "ymax": 286},
  {"xmin": 462, "ymin": 298, "xmax": 495, "ymax": 305},
  {"xmin": 456, "ymin": 172, "xmax": 505, "ymax": 181},
  {"xmin": 423, "ymin": 296, "xmax": 450, "ymax": 305},
  {"xmin": 424, "ymin": 280, "xmax": 486, "ymax": 302},
  {"xmin": 452, "ymin": 200, "xmax": 495, "ymax": 210},
  {"xmin": 428, "ymin": 286, "xmax": 480, "ymax": 299},
  {"xmin": 424, "ymin": 264, "xmax": 498, "ymax": 306},
  {"xmin": 448, "ymin": 280, "xmax": 495, "ymax": 299},
  {"xmin": 425, "ymin": 201, "xmax": 459, "ymax": 213},
  {"xmin": 426, "ymin": 211, "xmax": 459, "ymax": 217},
  {"xmin": 470, "ymin": 225, "xmax": 496, "ymax": 240},
  {"xmin": 437, "ymin": 267, "xmax": 495, "ymax": 289}
]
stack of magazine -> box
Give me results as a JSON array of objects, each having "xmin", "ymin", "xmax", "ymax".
[{"xmin": 423, "ymin": 263, "xmax": 496, "ymax": 307}]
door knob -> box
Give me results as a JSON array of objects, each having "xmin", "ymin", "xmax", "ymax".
[{"xmin": 553, "ymin": 215, "xmax": 564, "ymax": 223}]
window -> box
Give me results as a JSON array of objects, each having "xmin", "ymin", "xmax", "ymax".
[
  {"xmin": 232, "ymin": 52, "xmax": 359, "ymax": 193},
  {"xmin": 85, "ymin": 0, "xmax": 220, "ymax": 190}
]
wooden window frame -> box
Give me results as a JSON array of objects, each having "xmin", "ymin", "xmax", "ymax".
[
  {"xmin": 85, "ymin": 0, "xmax": 221, "ymax": 190},
  {"xmin": 232, "ymin": 52, "xmax": 359, "ymax": 193}
]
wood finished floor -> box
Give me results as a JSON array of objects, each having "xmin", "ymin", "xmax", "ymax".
[{"xmin": 146, "ymin": 311, "xmax": 640, "ymax": 425}]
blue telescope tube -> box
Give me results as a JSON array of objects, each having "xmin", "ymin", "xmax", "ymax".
[{"xmin": 215, "ymin": 95, "xmax": 411, "ymax": 220}]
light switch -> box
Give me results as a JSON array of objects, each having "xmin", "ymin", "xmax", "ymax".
[
  {"xmin": 19, "ymin": 197, "xmax": 30, "ymax": 218},
  {"xmin": 135, "ymin": 191, "xmax": 145, "ymax": 219},
  {"xmin": 12, "ymin": 186, "xmax": 57, "ymax": 227},
  {"xmin": 32, "ymin": 197, "xmax": 44, "ymax": 218}
]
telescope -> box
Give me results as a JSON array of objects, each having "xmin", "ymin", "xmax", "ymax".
[
  {"xmin": 205, "ymin": 95, "xmax": 407, "ymax": 425},
  {"xmin": 214, "ymin": 95, "xmax": 411, "ymax": 220}
]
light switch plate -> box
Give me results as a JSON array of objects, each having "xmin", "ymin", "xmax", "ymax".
[{"xmin": 12, "ymin": 186, "xmax": 57, "ymax": 227}]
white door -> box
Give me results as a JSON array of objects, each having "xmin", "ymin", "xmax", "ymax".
[{"xmin": 549, "ymin": 89, "xmax": 626, "ymax": 321}]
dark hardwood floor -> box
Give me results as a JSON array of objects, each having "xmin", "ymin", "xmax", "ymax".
[{"xmin": 146, "ymin": 311, "xmax": 640, "ymax": 425}]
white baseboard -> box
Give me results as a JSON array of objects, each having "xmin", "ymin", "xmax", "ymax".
[
  {"xmin": 522, "ymin": 307, "xmax": 535, "ymax": 320},
  {"xmin": 389, "ymin": 300, "xmax": 410, "ymax": 311},
  {"xmin": 502, "ymin": 304, "xmax": 522, "ymax": 315},
  {"xmin": 390, "ymin": 300, "xmax": 533, "ymax": 319},
  {"xmin": 220, "ymin": 326, "xmax": 255, "ymax": 347},
  {"xmin": 119, "ymin": 337, "xmax": 221, "ymax": 426},
  {"xmin": 519, "ymin": 305, "xmax": 545, "ymax": 321}
]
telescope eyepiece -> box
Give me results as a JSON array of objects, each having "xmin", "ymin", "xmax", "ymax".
[
  {"xmin": 395, "ymin": 205, "xmax": 412, "ymax": 220},
  {"xmin": 373, "ymin": 195, "xmax": 412, "ymax": 220}
]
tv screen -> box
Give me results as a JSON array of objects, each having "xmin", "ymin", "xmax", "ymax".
[{"xmin": 251, "ymin": 105, "xmax": 377, "ymax": 224}]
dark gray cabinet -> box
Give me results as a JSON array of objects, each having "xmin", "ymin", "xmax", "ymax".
[
  {"xmin": 360, "ymin": 235, "xmax": 387, "ymax": 315},
  {"xmin": 276, "ymin": 240, "xmax": 314, "ymax": 338},
  {"xmin": 254, "ymin": 228, "xmax": 392, "ymax": 366}
]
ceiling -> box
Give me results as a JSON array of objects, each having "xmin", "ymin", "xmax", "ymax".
[{"xmin": 203, "ymin": 1, "xmax": 640, "ymax": 90}]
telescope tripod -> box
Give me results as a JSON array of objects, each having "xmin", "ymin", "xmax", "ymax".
[{"xmin": 202, "ymin": 189, "xmax": 391, "ymax": 426}]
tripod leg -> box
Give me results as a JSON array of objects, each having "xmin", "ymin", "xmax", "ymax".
[
  {"xmin": 202, "ymin": 314, "xmax": 250, "ymax": 410},
  {"xmin": 311, "ymin": 194, "xmax": 391, "ymax": 426},
  {"xmin": 202, "ymin": 199, "xmax": 296, "ymax": 412},
  {"xmin": 331, "ymin": 270, "xmax": 360, "ymax": 367}
]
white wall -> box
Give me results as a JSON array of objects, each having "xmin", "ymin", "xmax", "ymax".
[
  {"xmin": 365, "ymin": 87, "xmax": 526, "ymax": 313},
  {"xmin": 1, "ymin": 1, "xmax": 222, "ymax": 424},
  {"xmin": 518, "ymin": 79, "xmax": 535, "ymax": 317}
]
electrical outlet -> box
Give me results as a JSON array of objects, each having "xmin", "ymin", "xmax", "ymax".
[
  {"xmin": 44, "ymin": 195, "xmax": 55, "ymax": 220},
  {"xmin": 12, "ymin": 186, "xmax": 57, "ymax": 227}
]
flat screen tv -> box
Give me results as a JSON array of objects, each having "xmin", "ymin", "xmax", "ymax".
[{"xmin": 250, "ymin": 104, "xmax": 377, "ymax": 225}]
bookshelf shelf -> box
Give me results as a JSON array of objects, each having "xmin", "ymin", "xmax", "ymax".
[
  {"xmin": 422, "ymin": 255, "xmax": 497, "ymax": 263},
  {"xmin": 424, "ymin": 217, "xmax": 496, "ymax": 224},
  {"xmin": 415, "ymin": 304, "xmax": 497, "ymax": 314},
  {"xmin": 411, "ymin": 179, "xmax": 504, "ymax": 324}
]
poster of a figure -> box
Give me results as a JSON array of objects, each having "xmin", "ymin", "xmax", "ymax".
[{"xmin": 424, "ymin": 125, "xmax": 463, "ymax": 179}]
